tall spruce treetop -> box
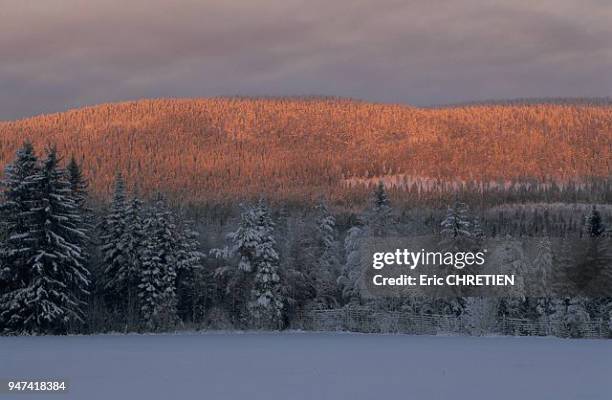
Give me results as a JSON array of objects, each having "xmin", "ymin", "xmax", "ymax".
[
  {"xmin": 368, "ymin": 182, "xmax": 393, "ymax": 236},
  {"xmin": 66, "ymin": 156, "xmax": 88, "ymax": 212},
  {"xmin": 100, "ymin": 173, "xmax": 129, "ymax": 293},
  {"xmin": 316, "ymin": 200, "xmax": 337, "ymax": 252},
  {"xmin": 65, "ymin": 156, "xmax": 91, "ymax": 259},
  {"xmin": 440, "ymin": 201, "xmax": 474, "ymax": 251},
  {"xmin": 220, "ymin": 202, "xmax": 265, "ymax": 273},
  {"xmin": 176, "ymin": 221, "xmax": 204, "ymax": 275},
  {"xmin": 584, "ymin": 206, "xmax": 605, "ymax": 238}
]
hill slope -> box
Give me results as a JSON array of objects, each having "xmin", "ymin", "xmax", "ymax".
[{"xmin": 0, "ymin": 97, "xmax": 610, "ymax": 203}]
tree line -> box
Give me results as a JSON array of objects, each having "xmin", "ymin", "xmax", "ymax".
[{"xmin": 0, "ymin": 143, "xmax": 610, "ymax": 336}]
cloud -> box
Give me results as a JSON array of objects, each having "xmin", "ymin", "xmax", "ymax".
[{"xmin": 1, "ymin": 0, "xmax": 611, "ymax": 119}]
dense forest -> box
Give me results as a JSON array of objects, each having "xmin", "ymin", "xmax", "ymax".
[
  {"xmin": 0, "ymin": 143, "xmax": 610, "ymax": 337},
  {"xmin": 0, "ymin": 98, "xmax": 610, "ymax": 206}
]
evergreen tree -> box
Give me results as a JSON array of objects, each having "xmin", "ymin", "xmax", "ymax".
[
  {"xmin": 338, "ymin": 225, "xmax": 364, "ymax": 304},
  {"xmin": 439, "ymin": 201, "xmax": 473, "ymax": 251},
  {"xmin": 438, "ymin": 201, "xmax": 474, "ymax": 315},
  {"xmin": 310, "ymin": 200, "xmax": 340, "ymax": 308},
  {"xmin": 0, "ymin": 142, "xmax": 41, "ymax": 333},
  {"xmin": 211, "ymin": 201, "xmax": 284, "ymax": 328},
  {"xmin": 121, "ymin": 194, "xmax": 146, "ymax": 326},
  {"xmin": 584, "ymin": 206, "xmax": 605, "ymax": 238},
  {"xmin": 533, "ymin": 234, "xmax": 553, "ymax": 298},
  {"xmin": 99, "ymin": 173, "xmax": 130, "ymax": 316},
  {"xmin": 211, "ymin": 203, "xmax": 261, "ymax": 326},
  {"xmin": 368, "ymin": 182, "xmax": 393, "ymax": 236},
  {"xmin": 472, "ymin": 216, "xmax": 485, "ymax": 249},
  {"xmin": 175, "ymin": 220, "xmax": 205, "ymax": 323},
  {"xmin": 565, "ymin": 297, "xmax": 590, "ymax": 338},
  {"xmin": 65, "ymin": 156, "xmax": 92, "ymax": 300},
  {"xmin": 496, "ymin": 237, "xmax": 528, "ymax": 319},
  {"xmin": 66, "ymin": 156, "xmax": 89, "ymax": 216},
  {"xmin": 248, "ymin": 200, "xmax": 284, "ymax": 329},
  {"xmin": 138, "ymin": 198, "xmax": 179, "ymax": 330},
  {"xmin": 2, "ymin": 147, "xmax": 90, "ymax": 334}
]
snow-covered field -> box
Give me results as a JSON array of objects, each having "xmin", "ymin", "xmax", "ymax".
[{"xmin": 1, "ymin": 332, "xmax": 610, "ymax": 400}]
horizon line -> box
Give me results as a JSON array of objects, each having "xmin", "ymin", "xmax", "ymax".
[{"xmin": 2, "ymin": 95, "xmax": 611, "ymax": 123}]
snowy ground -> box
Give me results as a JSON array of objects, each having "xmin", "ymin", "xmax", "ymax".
[{"xmin": 1, "ymin": 332, "xmax": 610, "ymax": 400}]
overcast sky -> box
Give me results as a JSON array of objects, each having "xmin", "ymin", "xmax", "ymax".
[{"xmin": 1, "ymin": 0, "xmax": 611, "ymax": 120}]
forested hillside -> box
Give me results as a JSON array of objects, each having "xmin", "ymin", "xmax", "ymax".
[{"xmin": 0, "ymin": 98, "xmax": 610, "ymax": 204}]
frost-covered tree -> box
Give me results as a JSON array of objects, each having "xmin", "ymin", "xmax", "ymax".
[
  {"xmin": 247, "ymin": 200, "xmax": 284, "ymax": 329},
  {"xmin": 175, "ymin": 220, "xmax": 204, "ymax": 322},
  {"xmin": 0, "ymin": 142, "xmax": 41, "ymax": 333},
  {"xmin": 496, "ymin": 237, "xmax": 528, "ymax": 319},
  {"xmin": 66, "ymin": 156, "xmax": 89, "ymax": 217},
  {"xmin": 0, "ymin": 143, "xmax": 39, "ymax": 283},
  {"xmin": 1, "ymin": 147, "xmax": 90, "ymax": 334},
  {"xmin": 211, "ymin": 201, "xmax": 284, "ymax": 329},
  {"xmin": 99, "ymin": 173, "xmax": 130, "ymax": 314},
  {"xmin": 211, "ymin": 203, "xmax": 261, "ymax": 325},
  {"xmin": 437, "ymin": 201, "xmax": 475, "ymax": 315},
  {"xmin": 367, "ymin": 182, "xmax": 393, "ymax": 236},
  {"xmin": 65, "ymin": 156, "xmax": 92, "ymax": 286},
  {"xmin": 533, "ymin": 234, "xmax": 553, "ymax": 297},
  {"xmin": 584, "ymin": 206, "xmax": 605, "ymax": 238},
  {"xmin": 565, "ymin": 297, "xmax": 591, "ymax": 338},
  {"xmin": 524, "ymin": 234, "xmax": 555, "ymax": 322},
  {"xmin": 121, "ymin": 194, "xmax": 146, "ymax": 325},
  {"xmin": 338, "ymin": 225, "xmax": 364, "ymax": 304},
  {"xmin": 138, "ymin": 198, "xmax": 179, "ymax": 330},
  {"xmin": 472, "ymin": 216, "xmax": 485, "ymax": 249},
  {"xmin": 309, "ymin": 200, "xmax": 340, "ymax": 308},
  {"xmin": 439, "ymin": 201, "xmax": 474, "ymax": 251}
]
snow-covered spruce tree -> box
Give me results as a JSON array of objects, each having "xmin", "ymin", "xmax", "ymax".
[
  {"xmin": 211, "ymin": 200, "xmax": 284, "ymax": 329},
  {"xmin": 65, "ymin": 156, "xmax": 93, "ymax": 285},
  {"xmin": 66, "ymin": 156, "xmax": 89, "ymax": 217},
  {"xmin": 175, "ymin": 220, "xmax": 205, "ymax": 323},
  {"xmin": 2, "ymin": 147, "xmax": 90, "ymax": 334},
  {"xmin": 495, "ymin": 236, "xmax": 528, "ymax": 321},
  {"xmin": 138, "ymin": 198, "xmax": 179, "ymax": 331},
  {"xmin": 437, "ymin": 201, "xmax": 475, "ymax": 315},
  {"xmin": 529, "ymin": 234, "xmax": 554, "ymax": 322},
  {"xmin": 367, "ymin": 182, "xmax": 393, "ymax": 237},
  {"xmin": 584, "ymin": 206, "xmax": 605, "ymax": 238},
  {"xmin": 99, "ymin": 173, "xmax": 131, "ymax": 318},
  {"xmin": 211, "ymin": 204, "xmax": 261, "ymax": 326},
  {"xmin": 533, "ymin": 234, "xmax": 553, "ymax": 297},
  {"xmin": 439, "ymin": 201, "xmax": 474, "ymax": 251},
  {"xmin": 579, "ymin": 214, "xmax": 612, "ymax": 318},
  {"xmin": 472, "ymin": 216, "xmax": 485, "ymax": 249},
  {"xmin": 565, "ymin": 297, "xmax": 590, "ymax": 338},
  {"xmin": 0, "ymin": 142, "xmax": 41, "ymax": 333},
  {"xmin": 309, "ymin": 200, "xmax": 340, "ymax": 308},
  {"xmin": 121, "ymin": 194, "xmax": 146, "ymax": 326},
  {"xmin": 247, "ymin": 200, "xmax": 284, "ymax": 329},
  {"xmin": 337, "ymin": 225, "xmax": 365, "ymax": 305}
]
